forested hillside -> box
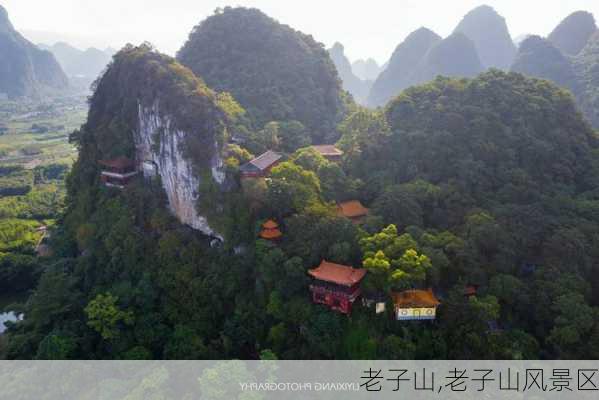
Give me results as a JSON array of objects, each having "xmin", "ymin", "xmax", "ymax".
[
  {"xmin": 4, "ymin": 60, "xmax": 599, "ymax": 360},
  {"xmin": 2, "ymin": 3, "xmax": 599, "ymax": 362},
  {"xmin": 177, "ymin": 7, "xmax": 347, "ymax": 143},
  {"xmin": 574, "ymin": 32, "xmax": 599, "ymax": 128}
]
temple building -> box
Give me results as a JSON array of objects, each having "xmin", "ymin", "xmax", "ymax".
[
  {"xmin": 99, "ymin": 157, "xmax": 139, "ymax": 189},
  {"xmin": 391, "ymin": 289, "xmax": 440, "ymax": 321},
  {"xmin": 464, "ymin": 284, "xmax": 479, "ymax": 298},
  {"xmin": 312, "ymin": 145, "xmax": 343, "ymax": 162},
  {"xmin": 337, "ymin": 200, "xmax": 369, "ymax": 223},
  {"xmin": 259, "ymin": 219, "xmax": 282, "ymax": 241},
  {"xmin": 240, "ymin": 150, "xmax": 282, "ymax": 178},
  {"xmin": 308, "ymin": 260, "xmax": 367, "ymax": 314}
]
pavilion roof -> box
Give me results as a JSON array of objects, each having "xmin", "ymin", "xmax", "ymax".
[
  {"xmin": 392, "ymin": 289, "xmax": 440, "ymax": 308},
  {"xmin": 260, "ymin": 228, "xmax": 282, "ymax": 240},
  {"xmin": 308, "ymin": 260, "xmax": 366, "ymax": 287},
  {"xmin": 240, "ymin": 150, "xmax": 282, "ymax": 172},
  {"xmin": 262, "ymin": 219, "xmax": 279, "ymax": 229},
  {"xmin": 337, "ymin": 200, "xmax": 369, "ymax": 218},
  {"xmin": 312, "ymin": 145, "xmax": 343, "ymax": 157}
]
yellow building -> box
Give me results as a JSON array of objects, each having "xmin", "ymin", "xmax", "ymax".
[{"xmin": 391, "ymin": 289, "xmax": 440, "ymax": 321}]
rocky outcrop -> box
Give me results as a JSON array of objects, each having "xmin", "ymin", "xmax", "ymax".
[{"xmin": 135, "ymin": 101, "xmax": 224, "ymax": 238}]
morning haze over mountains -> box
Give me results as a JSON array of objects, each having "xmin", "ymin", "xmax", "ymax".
[
  {"xmin": 1, "ymin": 2, "xmax": 598, "ymax": 126},
  {"xmin": 0, "ymin": 4, "xmax": 115, "ymax": 98},
  {"xmin": 3, "ymin": 1, "xmax": 599, "ymax": 362},
  {"xmin": 329, "ymin": 5, "xmax": 599, "ymax": 126}
]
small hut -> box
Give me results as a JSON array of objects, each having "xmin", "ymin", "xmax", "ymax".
[
  {"xmin": 240, "ymin": 150, "xmax": 282, "ymax": 178},
  {"xmin": 259, "ymin": 219, "xmax": 282, "ymax": 241},
  {"xmin": 337, "ymin": 200, "xmax": 369, "ymax": 223},
  {"xmin": 391, "ymin": 289, "xmax": 440, "ymax": 321},
  {"xmin": 99, "ymin": 157, "xmax": 139, "ymax": 188},
  {"xmin": 312, "ymin": 145, "xmax": 343, "ymax": 162}
]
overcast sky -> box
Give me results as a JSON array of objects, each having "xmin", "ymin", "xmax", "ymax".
[{"xmin": 3, "ymin": 0, "xmax": 599, "ymax": 64}]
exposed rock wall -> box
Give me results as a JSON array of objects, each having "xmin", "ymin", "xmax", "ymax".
[{"xmin": 135, "ymin": 101, "xmax": 224, "ymax": 238}]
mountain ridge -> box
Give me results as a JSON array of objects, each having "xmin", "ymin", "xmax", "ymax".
[
  {"xmin": 0, "ymin": 5, "xmax": 69, "ymax": 99},
  {"xmin": 452, "ymin": 4, "xmax": 516, "ymax": 70}
]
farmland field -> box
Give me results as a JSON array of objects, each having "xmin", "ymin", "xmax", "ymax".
[{"xmin": 0, "ymin": 95, "xmax": 87, "ymax": 262}]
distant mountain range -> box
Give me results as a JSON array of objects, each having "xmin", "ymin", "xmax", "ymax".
[
  {"xmin": 512, "ymin": 11, "xmax": 599, "ymax": 127},
  {"xmin": 37, "ymin": 42, "xmax": 114, "ymax": 79},
  {"xmin": 37, "ymin": 42, "xmax": 114, "ymax": 90},
  {"xmin": 0, "ymin": 5, "xmax": 69, "ymax": 99},
  {"xmin": 351, "ymin": 58, "xmax": 382, "ymax": 81},
  {"xmin": 367, "ymin": 5, "xmax": 514, "ymax": 107},
  {"xmin": 329, "ymin": 4, "xmax": 599, "ymax": 128},
  {"xmin": 367, "ymin": 27, "xmax": 441, "ymax": 108},
  {"xmin": 547, "ymin": 11, "xmax": 596, "ymax": 56},
  {"xmin": 453, "ymin": 5, "xmax": 516, "ymax": 70},
  {"xmin": 328, "ymin": 43, "xmax": 372, "ymax": 105}
]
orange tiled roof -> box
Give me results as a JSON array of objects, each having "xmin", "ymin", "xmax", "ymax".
[
  {"xmin": 392, "ymin": 289, "xmax": 440, "ymax": 308},
  {"xmin": 308, "ymin": 260, "xmax": 367, "ymax": 286},
  {"xmin": 337, "ymin": 200, "xmax": 368, "ymax": 218},
  {"xmin": 262, "ymin": 219, "xmax": 279, "ymax": 229},
  {"xmin": 260, "ymin": 228, "xmax": 282, "ymax": 240},
  {"xmin": 312, "ymin": 145, "xmax": 343, "ymax": 157}
]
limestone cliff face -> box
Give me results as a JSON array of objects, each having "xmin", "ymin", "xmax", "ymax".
[{"xmin": 135, "ymin": 101, "xmax": 224, "ymax": 238}]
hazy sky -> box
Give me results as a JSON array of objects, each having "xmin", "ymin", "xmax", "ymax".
[{"xmin": 4, "ymin": 0, "xmax": 599, "ymax": 64}]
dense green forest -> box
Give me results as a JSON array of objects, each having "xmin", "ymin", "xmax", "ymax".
[
  {"xmin": 177, "ymin": 7, "xmax": 348, "ymax": 143},
  {"xmin": 4, "ymin": 44, "xmax": 599, "ymax": 359},
  {"xmin": 2, "ymin": 6, "xmax": 599, "ymax": 361}
]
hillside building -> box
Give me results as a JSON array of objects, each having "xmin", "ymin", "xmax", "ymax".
[
  {"xmin": 99, "ymin": 157, "xmax": 139, "ymax": 188},
  {"xmin": 391, "ymin": 289, "xmax": 440, "ymax": 321},
  {"xmin": 337, "ymin": 200, "xmax": 369, "ymax": 223},
  {"xmin": 312, "ymin": 144, "xmax": 343, "ymax": 162},
  {"xmin": 308, "ymin": 260, "xmax": 366, "ymax": 314},
  {"xmin": 259, "ymin": 219, "xmax": 282, "ymax": 241},
  {"xmin": 240, "ymin": 150, "xmax": 282, "ymax": 178}
]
